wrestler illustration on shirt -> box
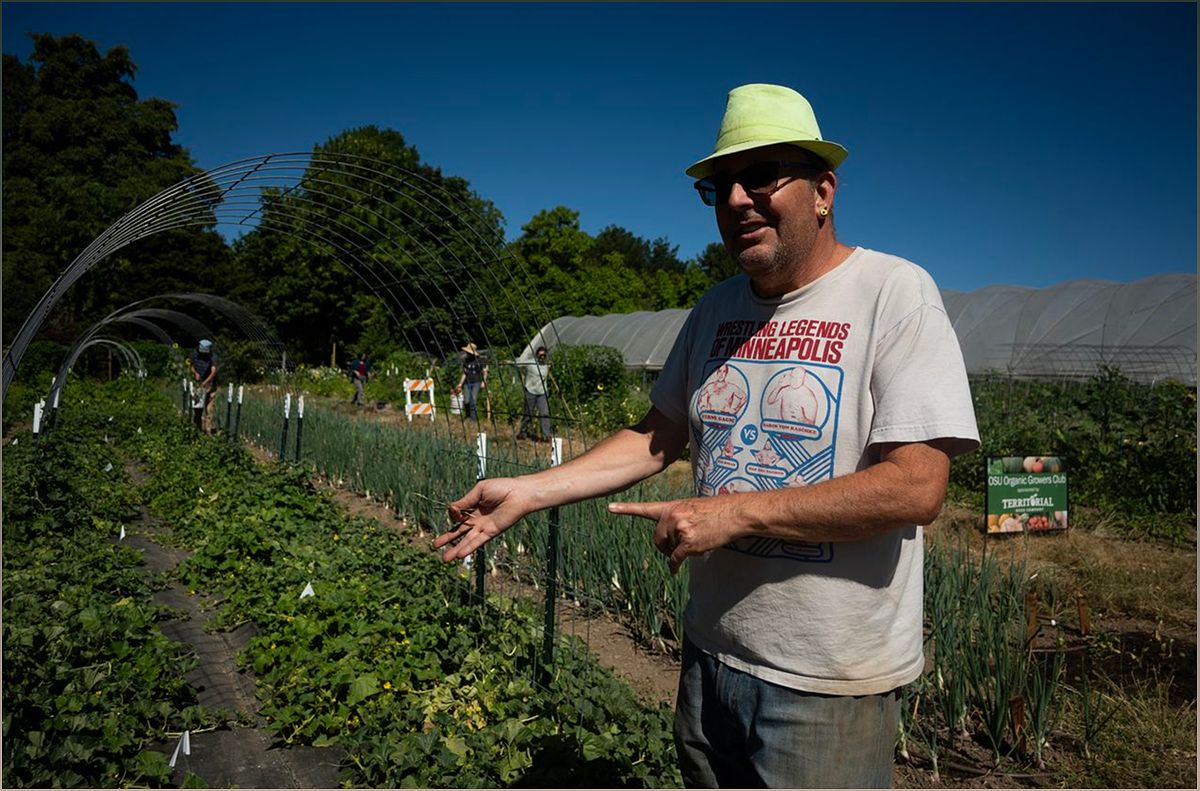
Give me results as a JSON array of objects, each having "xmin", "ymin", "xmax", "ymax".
[
  {"xmin": 764, "ymin": 367, "xmax": 826, "ymax": 426},
  {"xmin": 697, "ymin": 364, "xmax": 748, "ymax": 416}
]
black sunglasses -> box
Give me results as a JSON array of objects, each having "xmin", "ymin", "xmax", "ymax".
[{"xmin": 693, "ymin": 160, "xmax": 824, "ymax": 207}]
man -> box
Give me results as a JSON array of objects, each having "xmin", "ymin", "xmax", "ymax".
[
  {"xmin": 187, "ymin": 339, "xmax": 218, "ymax": 434},
  {"xmin": 350, "ymin": 351, "xmax": 370, "ymax": 407},
  {"xmin": 515, "ymin": 346, "xmax": 552, "ymax": 442},
  {"xmin": 435, "ymin": 83, "xmax": 978, "ymax": 788}
]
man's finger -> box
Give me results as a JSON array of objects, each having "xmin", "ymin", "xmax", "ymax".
[{"xmin": 608, "ymin": 500, "xmax": 669, "ymax": 521}]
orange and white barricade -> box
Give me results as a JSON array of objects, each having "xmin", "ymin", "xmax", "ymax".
[{"xmin": 404, "ymin": 378, "xmax": 436, "ymax": 422}]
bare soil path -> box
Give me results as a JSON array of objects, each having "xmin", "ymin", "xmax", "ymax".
[{"xmin": 124, "ymin": 461, "xmax": 345, "ymax": 787}]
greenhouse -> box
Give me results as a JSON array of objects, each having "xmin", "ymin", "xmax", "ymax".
[{"xmin": 522, "ymin": 273, "xmax": 1197, "ymax": 385}]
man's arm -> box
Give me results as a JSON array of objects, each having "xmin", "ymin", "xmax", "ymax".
[
  {"xmin": 610, "ymin": 439, "xmax": 954, "ymax": 574},
  {"xmin": 202, "ymin": 363, "xmax": 217, "ymax": 387},
  {"xmin": 434, "ymin": 406, "xmax": 689, "ymax": 561}
]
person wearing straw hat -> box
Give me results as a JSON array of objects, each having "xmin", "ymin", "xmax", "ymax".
[
  {"xmin": 453, "ymin": 342, "xmax": 488, "ymax": 421},
  {"xmin": 436, "ymin": 83, "xmax": 978, "ymax": 787}
]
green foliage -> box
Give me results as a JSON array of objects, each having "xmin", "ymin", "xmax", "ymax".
[
  {"xmin": 951, "ymin": 370, "xmax": 1196, "ymax": 541},
  {"xmin": 692, "ymin": 241, "xmax": 740, "ymax": 283},
  {"xmin": 902, "ymin": 537, "xmax": 1070, "ymax": 775},
  {"xmin": 549, "ymin": 344, "xmax": 628, "ymax": 404},
  {"xmin": 126, "ymin": 388, "xmax": 681, "ymax": 787},
  {"xmin": 229, "ymin": 125, "xmax": 507, "ymax": 365},
  {"xmin": 2, "ymin": 33, "xmax": 236, "ymax": 344},
  {"xmin": 1, "ymin": 384, "xmax": 218, "ymax": 788}
]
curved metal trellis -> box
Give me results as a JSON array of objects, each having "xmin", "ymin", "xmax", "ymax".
[
  {"xmin": 48, "ymin": 337, "xmax": 146, "ymax": 408},
  {"xmin": 3, "ymin": 152, "xmax": 570, "ymax": 439},
  {"xmin": 46, "ymin": 294, "xmax": 290, "ymax": 410}
]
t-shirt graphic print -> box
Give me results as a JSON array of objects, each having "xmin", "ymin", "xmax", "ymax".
[{"xmin": 692, "ymin": 358, "xmax": 842, "ymax": 563}]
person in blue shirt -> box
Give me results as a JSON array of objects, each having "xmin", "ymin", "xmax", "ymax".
[{"xmin": 187, "ymin": 339, "xmax": 218, "ymax": 433}]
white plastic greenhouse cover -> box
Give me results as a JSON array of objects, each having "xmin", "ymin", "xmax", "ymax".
[{"xmin": 521, "ymin": 273, "xmax": 1195, "ymax": 385}]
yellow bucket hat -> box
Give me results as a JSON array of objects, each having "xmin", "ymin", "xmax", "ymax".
[{"xmin": 685, "ymin": 83, "xmax": 849, "ymax": 179}]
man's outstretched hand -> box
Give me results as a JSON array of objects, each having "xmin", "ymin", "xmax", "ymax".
[{"xmin": 433, "ymin": 478, "xmax": 539, "ymax": 562}]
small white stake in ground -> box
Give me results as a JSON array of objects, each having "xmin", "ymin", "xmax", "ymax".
[
  {"xmin": 119, "ymin": 525, "xmax": 126, "ymax": 541},
  {"xmin": 475, "ymin": 432, "xmax": 487, "ymax": 480},
  {"xmin": 104, "ymin": 462, "xmax": 113, "ymax": 472},
  {"xmin": 551, "ymin": 437, "xmax": 564, "ymax": 468},
  {"xmin": 168, "ymin": 730, "xmax": 191, "ymax": 768},
  {"xmin": 300, "ymin": 582, "xmax": 315, "ymax": 599}
]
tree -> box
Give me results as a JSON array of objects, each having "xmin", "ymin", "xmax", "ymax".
[
  {"xmin": 231, "ymin": 125, "xmax": 508, "ymax": 364},
  {"xmin": 2, "ymin": 33, "xmax": 234, "ymax": 345},
  {"xmin": 692, "ymin": 241, "xmax": 740, "ymax": 283}
]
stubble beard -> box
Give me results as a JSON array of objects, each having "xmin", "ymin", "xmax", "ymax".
[{"xmin": 731, "ymin": 221, "xmax": 818, "ymax": 294}]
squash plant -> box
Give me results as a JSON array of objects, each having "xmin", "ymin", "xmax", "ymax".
[{"xmin": 127, "ymin": 386, "xmax": 681, "ymax": 787}]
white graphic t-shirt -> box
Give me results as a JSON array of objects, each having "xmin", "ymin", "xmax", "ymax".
[{"xmin": 651, "ymin": 247, "xmax": 980, "ymax": 695}]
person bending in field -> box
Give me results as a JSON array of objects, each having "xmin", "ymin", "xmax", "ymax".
[
  {"xmin": 188, "ymin": 338, "xmax": 218, "ymax": 434},
  {"xmin": 435, "ymin": 83, "xmax": 979, "ymax": 788}
]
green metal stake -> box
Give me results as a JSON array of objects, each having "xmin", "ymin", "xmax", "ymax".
[
  {"xmin": 541, "ymin": 437, "xmax": 564, "ymax": 678},
  {"xmin": 295, "ymin": 395, "xmax": 305, "ymax": 463},
  {"xmin": 543, "ymin": 504, "xmax": 561, "ymax": 676},
  {"xmin": 474, "ymin": 432, "xmax": 487, "ymax": 603},
  {"xmin": 279, "ymin": 393, "xmax": 291, "ymax": 462}
]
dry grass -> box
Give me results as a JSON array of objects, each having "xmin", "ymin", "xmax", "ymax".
[{"xmin": 928, "ymin": 503, "xmax": 1196, "ymax": 633}]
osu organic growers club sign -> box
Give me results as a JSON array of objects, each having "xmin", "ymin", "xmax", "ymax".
[{"xmin": 986, "ymin": 456, "xmax": 1068, "ymax": 535}]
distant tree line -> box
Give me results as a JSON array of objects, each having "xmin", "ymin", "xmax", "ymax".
[{"xmin": 2, "ymin": 32, "xmax": 737, "ymax": 370}]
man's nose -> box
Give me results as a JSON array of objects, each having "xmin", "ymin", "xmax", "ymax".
[{"xmin": 724, "ymin": 179, "xmax": 754, "ymax": 209}]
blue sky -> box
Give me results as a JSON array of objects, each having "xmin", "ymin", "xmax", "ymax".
[{"xmin": 3, "ymin": 2, "xmax": 1196, "ymax": 292}]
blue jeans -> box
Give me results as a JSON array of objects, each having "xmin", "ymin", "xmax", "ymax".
[
  {"xmin": 462, "ymin": 382, "xmax": 482, "ymax": 420},
  {"xmin": 675, "ymin": 637, "xmax": 899, "ymax": 788}
]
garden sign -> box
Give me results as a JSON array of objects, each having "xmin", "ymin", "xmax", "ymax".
[{"xmin": 985, "ymin": 456, "xmax": 1068, "ymax": 534}]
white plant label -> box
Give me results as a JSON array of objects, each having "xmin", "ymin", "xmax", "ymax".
[
  {"xmin": 238, "ymin": 385, "xmax": 244, "ymax": 404},
  {"xmin": 227, "ymin": 383, "xmax": 234, "ymax": 403},
  {"xmin": 119, "ymin": 525, "xmax": 126, "ymax": 541},
  {"xmin": 169, "ymin": 730, "xmax": 191, "ymax": 768},
  {"xmin": 32, "ymin": 401, "xmax": 43, "ymax": 434},
  {"xmin": 284, "ymin": 393, "xmax": 292, "ymax": 419},
  {"xmin": 300, "ymin": 582, "xmax": 315, "ymax": 599},
  {"xmin": 475, "ymin": 432, "xmax": 487, "ymax": 480},
  {"xmin": 298, "ymin": 395, "xmax": 305, "ymax": 418},
  {"xmin": 551, "ymin": 437, "xmax": 564, "ymax": 468},
  {"xmin": 104, "ymin": 462, "xmax": 113, "ymax": 472}
]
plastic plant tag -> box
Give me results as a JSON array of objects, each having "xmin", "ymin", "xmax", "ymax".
[
  {"xmin": 284, "ymin": 393, "xmax": 292, "ymax": 418},
  {"xmin": 551, "ymin": 437, "xmax": 564, "ymax": 467},
  {"xmin": 104, "ymin": 462, "xmax": 113, "ymax": 472},
  {"xmin": 300, "ymin": 582, "xmax": 315, "ymax": 599},
  {"xmin": 119, "ymin": 525, "xmax": 126, "ymax": 541},
  {"xmin": 137, "ymin": 427, "xmax": 143, "ymax": 434},
  {"xmin": 227, "ymin": 383, "xmax": 233, "ymax": 402},
  {"xmin": 168, "ymin": 730, "xmax": 191, "ymax": 768},
  {"xmin": 32, "ymin": 401, "xmax": 43, "ymax": 434},
  {"xmin": 238, "ymin": 385, "xmax": 244, "ymax": 404},
  {"xmin": 298, "ymin": 395, "xmax": 305, "ymax": 418}
]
